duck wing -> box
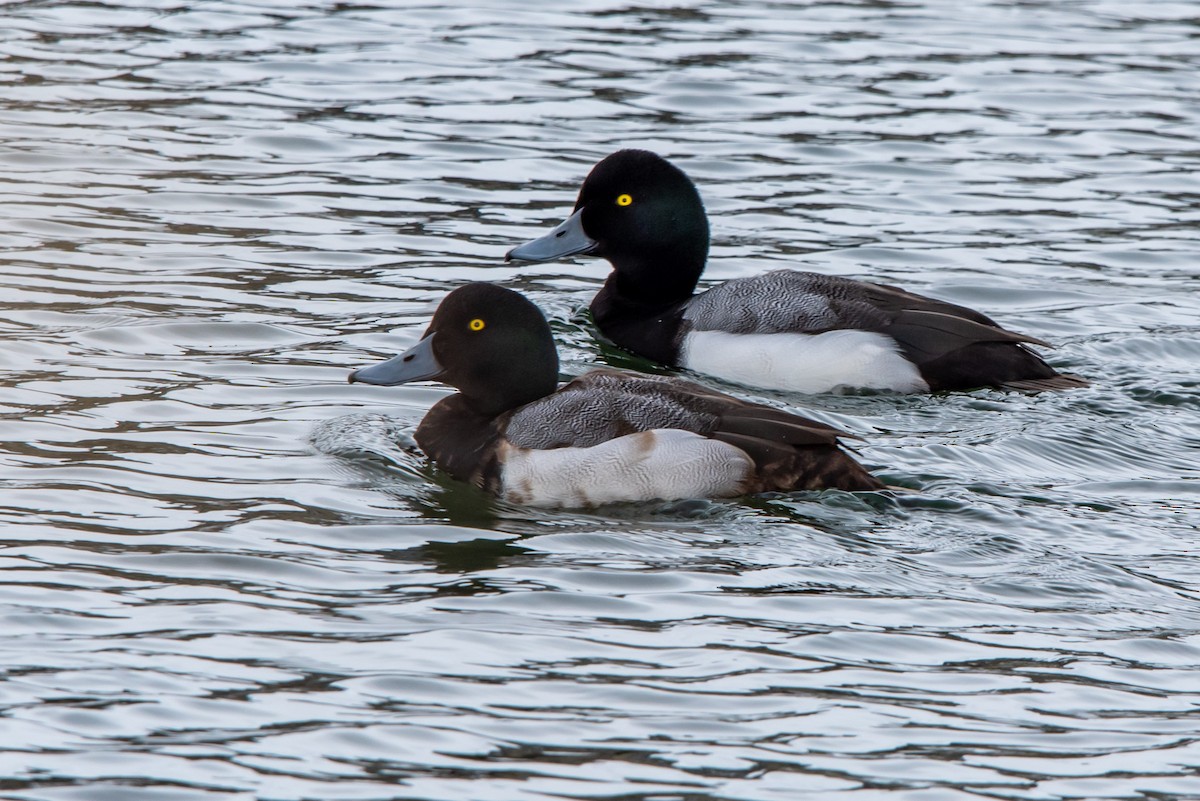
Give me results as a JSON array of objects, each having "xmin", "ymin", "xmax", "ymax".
[
  {"xmin": 502, "ymin": 370, "xmax": 724, "ymax": 450},
  {"xmin": 859, "ymin": 281, "xmax": 1049, "ymax": 361},
  {"xmin": 503, "ymin": 369, "xmax": 882, "ymax": 491},
  {"xmin": 682, "ymin": 270, "xmax": 891, "ymax": 333},
  {"xmin": 857, "ymin": 281, "xmax": 1088, "ymax": 389},
  {"xmin": 684, "ymin": 270, "xmax": 1041, "ymax": 347},
  {"xmin": 682, "ymin": 270, "xmax": 1080, "ymax": 389}
]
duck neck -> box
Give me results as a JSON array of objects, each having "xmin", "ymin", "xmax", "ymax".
[
  {"xmin": 459, "ymin": 342, "xmax": 560, "ymax": 419},
  {"xmin": 605, "ymin": 242, "xmax": 706, "ymax": 309},
  {"xmin": 589, "ymin": 276, "xmax": 690, "ymax": 366}
]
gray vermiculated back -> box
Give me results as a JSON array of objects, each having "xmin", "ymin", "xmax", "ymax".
[
  {"xmin": 504, "ymin": 372, "xmax": 721, "ymax": 449},
  {"xmin": 681, "ymin": 270, "xmax": 891, "ymax": 334}
]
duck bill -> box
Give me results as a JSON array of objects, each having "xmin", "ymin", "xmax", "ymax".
[
  {"xmin": 505, "ymin": 208, "xmax": 597, "ymax": 262},
  {"xmin": 349, "ymin": 333, "xmax": 443, "ymax": 386}
]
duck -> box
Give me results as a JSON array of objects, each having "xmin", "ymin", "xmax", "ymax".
[
  {"xmin": 505, "ymin": 149, "xmax": 1088, "ymax": 395},
  {"xmin": 348, "ymin": 282, "xmax": 884, "ymax": 507}
]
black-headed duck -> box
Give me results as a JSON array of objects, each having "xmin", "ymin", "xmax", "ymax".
[{"xmin": 507, "ymin": 149, "xmax": 1087, "ymax": 395}]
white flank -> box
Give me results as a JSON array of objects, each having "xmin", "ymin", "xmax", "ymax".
[
  {"xmin": 680, "ymin": 329, "xmax": 929, "ymax": 394},
  {"xmin": 499, "ymin": 429, "xmax": 751, "ymax": 507}
]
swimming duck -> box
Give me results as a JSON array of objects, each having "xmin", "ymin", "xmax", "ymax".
[
  {"xmin": 506, "ymin": 149, "xmax": 1087, "ymax": 394},
  {"xmin": 349, "ymin": 282, "xmax": 883, "ymax": 506}
]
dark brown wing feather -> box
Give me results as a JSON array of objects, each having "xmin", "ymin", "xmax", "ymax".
[
  {"xmin": 716, "ymin": 407, "xmax": 846, "ymax": 447},
  {"xmin": 709, "ymin": 411, "xmax": 881, "ymax": 492},
  {"xmin": 859, "ymin": 282, "xmax": 1085, "ymax": 390},
  {"xmin": 1001, "ymin": 374, "xmax": 1091, "ymax": 391},
  {"xmin": 860, "ymin": 281, "xmax": 1002, "ymax": 327},
  {"xmin": 883, "ymin": 309, "xmax": 1048, "ymax": 362}
]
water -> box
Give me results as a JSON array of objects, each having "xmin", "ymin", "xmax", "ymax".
[{"xmin": 2, "ymin": 1, "xmax": 1199, "ymax": 798}]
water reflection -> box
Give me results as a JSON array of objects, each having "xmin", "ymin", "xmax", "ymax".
[{"xmin": 2, "ymin": 0, "xmax": 1199, "ymax": 799}]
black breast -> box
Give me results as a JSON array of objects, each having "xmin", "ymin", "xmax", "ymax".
[{"xmin": 589, "ymin": 282, "xmax": 688, "ymax": 366}]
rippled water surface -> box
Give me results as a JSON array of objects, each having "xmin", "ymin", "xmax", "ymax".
[{"xmin": 2, "ymin": 1, "xmax": 1199, "ymax": 798}]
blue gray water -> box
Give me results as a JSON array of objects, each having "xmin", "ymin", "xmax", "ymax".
[{"xmin": 2, "ymin": 1, "xmax": 1199, "ymax": 798}]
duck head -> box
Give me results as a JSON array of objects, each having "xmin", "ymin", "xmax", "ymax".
[
  {"xmin": 350, "ymin": 283, "xmax": 560, "ymax": 418},
  {"xmin": 506, "ymin": 149, "xmax": 710, "ymax": 304}
]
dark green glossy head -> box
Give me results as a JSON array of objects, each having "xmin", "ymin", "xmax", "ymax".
[{"xmin": 350, "ymin": 283, "xmax": 559, "ymax": 417}]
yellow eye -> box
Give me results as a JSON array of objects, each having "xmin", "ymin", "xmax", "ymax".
[
  {"xmin": 616, "ymin": 193, "xmax": 633, "ymax": 207},
  {"xmin": 468, "ymin": 318, "xmax": 485, "ymax": 332}
]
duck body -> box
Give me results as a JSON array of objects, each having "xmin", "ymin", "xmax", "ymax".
[
  {"xmin": 349, "ymin": 283, "xmax": 883, "ymax": 507},
  {"xmin": 507, "ymin": 149, "xmax": 1087, "ymax": 394}
]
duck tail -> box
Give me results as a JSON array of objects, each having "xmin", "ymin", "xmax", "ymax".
[{"xmin": 1001, "ymin": 373, "xmax": 1091, "ymax": 392}]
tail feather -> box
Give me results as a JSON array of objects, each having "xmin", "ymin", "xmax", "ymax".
[
  {"xmin": 1001, "ymin": 373, "xmax": 1090, "ymax": 392},
  {"xmin": 712, "ymin": 431, "xmax": 884, "ymax": 493}
]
